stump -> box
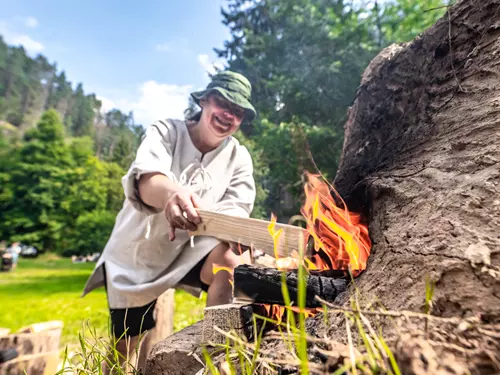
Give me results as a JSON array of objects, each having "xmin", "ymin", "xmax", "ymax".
[
  {"xmin": 0, "ymin": 321, "xmax": 62, "ymax": 375},
  {"xmin": 145, "ymin": 321, "xmax": 211, "ymax": 375}
]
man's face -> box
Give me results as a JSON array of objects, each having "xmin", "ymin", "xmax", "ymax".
[{"xmin": 200, "ymin": 93, "xmax": 245, "ymax": 143}]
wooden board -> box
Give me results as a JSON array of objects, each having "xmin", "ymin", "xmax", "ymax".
[
  {"xmin": 189, "ymin": 209, "xmax": 309, "ymax": 258},
  {"xmin": 136, "ymin": 289, "xmax": 175, "ymax": 370}
]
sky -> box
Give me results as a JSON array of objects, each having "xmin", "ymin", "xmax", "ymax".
[{"xmin": 0, "ymin": 0, "xmax": 232, "ymax": 126}]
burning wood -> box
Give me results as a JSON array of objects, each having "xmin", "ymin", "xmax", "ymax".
[
  {"xmin": 233, "ymin": 264, "xmax": 347, "ymax": 308},
  {"xmin": 299, "ymin": 171, "xmax": 372, "ymax": 276}
]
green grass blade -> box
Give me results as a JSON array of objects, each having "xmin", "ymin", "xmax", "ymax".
[
  {"xmin": 202, "ymin": 346, "xmax": 220, "ymax": 375},
  {"xmin": 379, "ymin": 334, "xmax": 401, "ymax": 375},
  {"xmin": 297, "ymin": 232, "xmax": 309, "ymax": 375}
]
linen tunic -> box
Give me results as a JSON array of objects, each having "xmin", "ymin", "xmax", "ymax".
[{"xmin": 82, "ymin": 118, "xmax": 256, "ymax": 308}]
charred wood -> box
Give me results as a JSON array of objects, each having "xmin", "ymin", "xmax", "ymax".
[{"xmin": 233, "ymin": 265, "xmax": 347, "ymax": 308}]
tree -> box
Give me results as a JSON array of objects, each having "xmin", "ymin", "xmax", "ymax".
[
  {"xmin": 0, "ymin": 109, "xmax": 73, "ymax": 250},
  {"xmin": 70, "ymin": 83, "xmax": 95, "ymax": 136},
  {"xmin": 215, "ymin": 0, "xmax": 447, "ymax": 220},
  {"xmin": 111, "ymin": 133, "xmax": 135, "ymax": 170}
]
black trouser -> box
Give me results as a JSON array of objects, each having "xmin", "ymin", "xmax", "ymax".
[{"xmin": 103, "ymin": 256, "xmax": 209, "ymax": 339}]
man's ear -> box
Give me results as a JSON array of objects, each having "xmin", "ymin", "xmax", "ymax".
[{"xmin": 199, "ymin": 96, "xmax": 207, "ymax": 108}]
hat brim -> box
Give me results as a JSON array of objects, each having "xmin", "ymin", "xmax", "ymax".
[{"xmin": 191, "ymin": 88, "xmax": 256, "ymax": 122}]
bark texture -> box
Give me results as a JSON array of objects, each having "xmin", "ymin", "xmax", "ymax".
[
  {"xmin": 304, "ymin": 1, "xmax": 500, "ymax": 373},
  {"xmin": 333, "ymin": 0, "xmax": 500, "ymax": 320},
  {"xmin": 145, "ymin": 321, "xmax": 208, "ymax": 375}
]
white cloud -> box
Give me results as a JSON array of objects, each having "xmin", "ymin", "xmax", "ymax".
[
  {"xmin": 96, "ymin": 96, "xmax": 116, "ymax": 112},
  {"xmin": 0, "ymin": 20, "xmax": 44, "ymax": 54},
  {"xmin": 24, "ymin": 17, "xmax": 38, "ymax": 28},
  {"xmin": 10, "ymin": 34, "xmax": 44, "ymax": 53},
  {"xmin": 155, "ymin": 43, "xmax": 170, "ymax": 52},
  {"xmin": 132, "ymin": 81, "xmax": 192, "ymax": 125},
  {"xmin": 198, "ymin": 54, "xmax": 225, "ymax": 79},
  {"xmin": 98, "ymin": 81, "xmax": 193, "ymax": 126}
]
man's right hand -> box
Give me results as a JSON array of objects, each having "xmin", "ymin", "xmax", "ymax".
[
  {"xmin": 163, "ymin": 186, "xmax": 202, "ymax": 241},
  {"xmin": 137, "ymin": 172, "xmax": 203, "ymax": 241}
]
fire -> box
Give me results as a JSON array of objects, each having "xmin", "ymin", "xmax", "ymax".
[
  {"xmin": 212, "ymin": 263, "xmax": 234, "ymax": 287},
  {"xmin": 257, "ymin": 304, "xmax": 322, "ymax": 325},
  {"xmin": 212, "ymin": 172, "xmax": 371, "ymax": 324},
  {"xmin": 266, "ymin": 172, "xmax": 371, "ymax": 277},
  {"xmin": 301, "ymin": 171, "xmax": 371, "ymax": 276}
]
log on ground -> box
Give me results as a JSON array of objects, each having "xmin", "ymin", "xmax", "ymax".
[
  {"xmin": 233, "ymin": 265, "xmax": 347, "ymax": 308},
  {"xmin": 202, "ymin": 303, "xmax": 256, "ymax": 345},
  {"xmin": 145, "ymin": 321, "xmax": 212, "ymax": 375}
]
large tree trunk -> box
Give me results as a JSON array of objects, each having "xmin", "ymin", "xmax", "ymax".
[
  {"xmin": 332, "ymin": 0, "xmax": 500, "ymax": 319},
  {"xmin": 313, "ymin": 0, "xmax": 500, "ymax": 372},
  {"xmin": 145, "ymin": 1, "xmax": 500, "ymax": 373}
]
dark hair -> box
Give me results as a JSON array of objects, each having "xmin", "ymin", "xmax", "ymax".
[
  {"xmin": 187, "ymin": 110, "xmax": 202, "ymax": 122},
  {"xmin": 186, "ymin": 91, "xmax": 213, "ymax": 122},
  {"xmin": 185, "ymin": 91, "xmax": 250, "ymax": 124}
]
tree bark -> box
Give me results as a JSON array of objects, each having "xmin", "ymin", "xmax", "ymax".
[
  {"xmin": 314, "ymin": 0, "xmax": 500, "ymax": 372},
  {"xmin": 332, "ymin": 0, "xmax": 500, "ymax": 318},
  {"xmin": 145, "ymin": 321, "xmax": 209, "ymax": 375}
]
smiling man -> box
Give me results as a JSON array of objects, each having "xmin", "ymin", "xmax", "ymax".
[{"xmin": 82, "ymin": 71, "xmax": 258, "ymax": 372}]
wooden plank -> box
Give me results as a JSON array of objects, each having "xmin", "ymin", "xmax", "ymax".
[{"xmin": 188, "ymin": 209, "xmax": 309, "ymax": 258}]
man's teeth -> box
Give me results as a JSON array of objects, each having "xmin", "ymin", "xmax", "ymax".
[{"xmin": 215, "ymin": 116, "xmax": 230, "ymax": 127}]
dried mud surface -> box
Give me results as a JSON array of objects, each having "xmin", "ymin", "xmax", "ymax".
[
  {"xmin": 333, "ymin": 0, "xmax": 500, "ymax": 324},
  {"xmin": 319, "ymin": 0, "xmax": 500, "ymax": 373}
]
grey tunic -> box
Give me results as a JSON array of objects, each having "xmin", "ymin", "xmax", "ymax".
[{"xmin": 82, "ymin": 118, "xmax": 256, "ymax": 308}]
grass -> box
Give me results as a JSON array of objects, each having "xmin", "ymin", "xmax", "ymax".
[{"xmin": 0, "ymin": 253, "xmax": 206, "ymax": 348}]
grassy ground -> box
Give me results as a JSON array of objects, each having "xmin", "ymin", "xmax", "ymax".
[{"xmin": 0, "ymin": 253, "xmax": 206, "ymax": 349}]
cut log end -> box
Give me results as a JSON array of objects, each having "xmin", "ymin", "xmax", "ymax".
[{"xmin": 202, "ymin": 303, "xmax": 255, "ymax": 345}]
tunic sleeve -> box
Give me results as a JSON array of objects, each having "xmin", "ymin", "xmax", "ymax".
[
  {"xmin": 122, "ymin": 119, "xmax": 178, "ymax": 215},
  {"xmin": 213, "ymin": 146, "xmax": 256, "ymax": 218}
]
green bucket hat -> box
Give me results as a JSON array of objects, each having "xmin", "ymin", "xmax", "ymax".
[{"xmin": 190, "ymin": 71, "xmax": 257, "ymax": 122}]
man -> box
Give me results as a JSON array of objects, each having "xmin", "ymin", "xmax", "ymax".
[{"xmin": 82, "ymin": 71, "xmax": 258, "ymax": 372}]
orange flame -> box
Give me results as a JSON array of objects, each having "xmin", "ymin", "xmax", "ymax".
[
  {"xmin": 213, "ymin": 263, "xmax": 234, "ymax": 287},
  {"xmin": 266, "ymin": 172, "xmax": 371, "ymax": 277},
  {"xmin": 301, "ymin": 171, "xmax": 371, "ymax": 276},
  {"xmin": 257, "ymin": 304, "xmax": 322, "ymax": 324}
]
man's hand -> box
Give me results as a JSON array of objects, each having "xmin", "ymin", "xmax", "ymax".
[
  {"xmin": 164, "ymin": 186, "xmax": 202, "ymax": 241},
  {"xmin": 137, "ymin": 172, "xmax": 203, "ymax": 241}
]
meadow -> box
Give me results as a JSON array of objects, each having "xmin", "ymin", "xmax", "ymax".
[{"xmin": 0, "ymin": 253, "xmax": 206, "ymax": 349}]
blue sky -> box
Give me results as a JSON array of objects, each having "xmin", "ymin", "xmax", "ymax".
[{"xmin": 0, "ymin": 0, "xmax": 232, "ymax": 125}]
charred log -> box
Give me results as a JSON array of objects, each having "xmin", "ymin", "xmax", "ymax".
[{"xmin": 233, "ymin": 265, "xmax": 347, "ymax": 308}]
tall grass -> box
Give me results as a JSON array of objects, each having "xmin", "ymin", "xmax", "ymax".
[{"xmin": 198, "ymin": 245, "xmax": 408, "ymax": 375}]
